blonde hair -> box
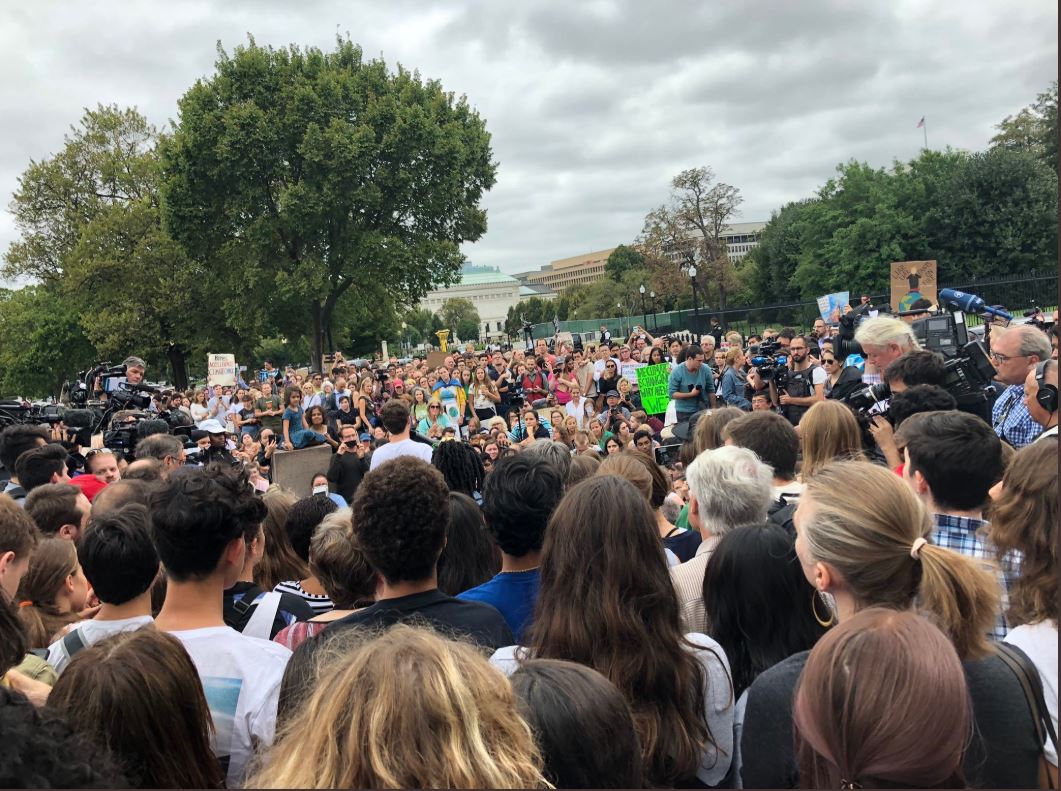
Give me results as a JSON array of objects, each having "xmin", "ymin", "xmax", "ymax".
[
  {"xmin": 799, "ymin": 461, "xmax": 999, "ymax": 659},
  {"xmin": 250, "ymin": 625, "xmax": 549, "ymax": 789},
  {"xmin": 724, "ymin": 347, "xmax": 743, "ymax": 367},
  {"xmin": 799, "ymin": 401, "xmax": 863, "ymax": 480},
  {"xmin": 854, "ymin": 317, "xmax": 919, "ymax": 352},
  {"xmin": 693, "ymin": 406, "xmax": 743, "ymax": 454}
]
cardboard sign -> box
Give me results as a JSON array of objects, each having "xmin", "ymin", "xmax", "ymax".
[
  {"xmin": 207, "ymin": 354, "xmax": 237, "ymax": 387},
  {"xmin": 637, "ymin": 363, "xmax": 671, "ymax": 415},
  {"xmin": 816, "ymin": 292, "xmax": 850, "ymax": 322},
  {"xmin": 890, "ymin": 260, "xmax": 937, "ymax": 313}
]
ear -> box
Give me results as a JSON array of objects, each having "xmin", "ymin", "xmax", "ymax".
[
  {"xmin": 0, "ymin": 551, "xmax": 15, "ymax": 585},
  {"xmin": 224, "ymin": 536, "xmax": 246, "ymax": 569},
  {"xmin": 58, "ymin": 524, "xmax": 77, "ymax": 541},
  {"xmin": 815, "ymin": 561, "xmax": 836, "ymax": 594},
  {"xmin": 911, "ymin": 468, "xmax": 930, "ymax": 496},
  {"xmin": 688, "ymin": 494, "xmax": 701, "ymax": 529}
]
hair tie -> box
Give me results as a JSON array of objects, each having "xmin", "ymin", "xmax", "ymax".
[
  {"xmin": 910, "ymin": 537, "xmax": 928, "ymax": 560},
  {"xmin": 840, "ymin": 780, "xmax": 862, "ymax": 790},
  {"xmin": 18, "ymin": 600, "xmax": 33, "ymax": 608}
]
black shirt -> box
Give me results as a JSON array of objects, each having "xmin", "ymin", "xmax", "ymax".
[
  {"xmin": 327, "ymin": 451, "xmax": 369, "ymax": 503},
  {"xmin": 663, "ymin": 528, "xmax": 702, "ymax": 563},
  {"xmin": 740, "ymin": 646, "xmax": 1041, "ymax": 789},
  {"xmin": 330, "ymin": 589, "xmax": 513, "ymax": 651}
]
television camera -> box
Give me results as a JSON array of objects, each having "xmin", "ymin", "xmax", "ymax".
[{"xmin": 748, "ymin": 339, "xmax": 789, "ymax": 390}]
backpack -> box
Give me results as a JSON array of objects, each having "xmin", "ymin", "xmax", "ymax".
[{"xmin": 767, "ymin": 495, "xmax": 798, "ymax": 538}]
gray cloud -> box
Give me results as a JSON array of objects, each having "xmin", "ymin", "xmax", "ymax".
[{"xmin": 0, "ymin": 0, "xmax": 1055, "ymax": 286}]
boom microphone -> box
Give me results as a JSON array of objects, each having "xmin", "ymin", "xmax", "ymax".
[{"xmin": 938, "ymin": 289, "xmax": 1012, "ymax": 321}]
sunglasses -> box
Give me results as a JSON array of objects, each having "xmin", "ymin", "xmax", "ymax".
[
  {"xmin": 429, "ymin": 405, "xmax": 442, "ymax": 409},
  {"xmin": 822, "ymin": 358, "xmax": 836, "ymax": 364},
  {"xmin": 85, "ymin": 448, "xmax": 114, "ymax": 458}
]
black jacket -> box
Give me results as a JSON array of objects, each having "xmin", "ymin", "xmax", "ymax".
[{"xmin": 327, "ymin": 451, "xmax": 370, "ymax": 503}]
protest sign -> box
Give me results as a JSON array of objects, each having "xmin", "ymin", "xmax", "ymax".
[
  {"xmin": 816, "ymin": 291, "xmax": 850, "ymax": 322},
  {"xmin": 637, "ymin": 363, "xmax": 671, "ymax": 415},
  {"xmin": 207, "ymin": 354, "xmax": 237, "ymax": 387},
  {"xmin": 890, "ymin": 260, "xmax": 937, "ymax": 312}
]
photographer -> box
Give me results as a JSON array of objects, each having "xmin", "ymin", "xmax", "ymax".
[
  {"xmin": 883, "ymin": 349, "xmax": 946, "ymax": 393},
  {"xmin": 326, "ymin": 425, "xmax": 370, "ymax": 503},
  {"xmin": 667, "ymin": 344, "xmax": 716, "ymax": 422},
  {"xmin": 771, "ymin": 335, "xmax": 825, "ymax": 427},
  {"xmin": 1023, "ymin": 359, "xmax": 1058, "ymax": 442},
  {"xmin": 196, "ymin": 419, "xmax": 236, "ymax": 466},
  {"xmin": 598, "ymin": 390, "xmax": 632, "ymax": 433}
]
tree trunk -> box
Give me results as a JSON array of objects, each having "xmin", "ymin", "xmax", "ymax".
[
  {"xmin": 167, "ymin": 344, "xmax": 189, "ymax": 390},
  {"xmin": 310, "ymin": 302, "xmax": 324, "ymax": 374}
]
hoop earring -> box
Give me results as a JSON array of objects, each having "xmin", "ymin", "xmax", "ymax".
[{"xmin": 812, "ymin": 591, "xmax": 836, "ymax": 628}]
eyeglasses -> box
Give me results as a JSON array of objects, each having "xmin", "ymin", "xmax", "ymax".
[
  {"xmin": 85, "ymin": 448, "xmax": 114, "ymax": 458},
  {"xmin": 822, "ymin": 358, "xmax": 836, "ymax": 364},
  {"xmin": 429, "ymin": 405, "xmax": 442, "ymax": 410},
  {"xmin": 990, "ymin": 351, "xmax": 1027, "ymax": 363}
]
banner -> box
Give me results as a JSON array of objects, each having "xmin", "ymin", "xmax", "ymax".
[
  {"xmin": 890, "ymin": 260, "xmax": 937, "ymax": 313},
  {"xmin": 816, "ymin": 291, "xmax": 850, "ymax": 322},
  {"xmin": 207, "ymin": 354, "xmax": 237, "ymax": 387},
  {"xmin": 637, "ymin": 363, "xmax": 671, "ymax": 415}
]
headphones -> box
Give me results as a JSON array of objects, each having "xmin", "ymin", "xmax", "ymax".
[{"xmin": 1034, "ymin": 360, "xmax": 1058, "ymax": 414}]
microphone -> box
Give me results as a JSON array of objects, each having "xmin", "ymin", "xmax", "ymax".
[{"xmin": 938, "ymin": 289, "xmax": 1012, "ymax": 321}]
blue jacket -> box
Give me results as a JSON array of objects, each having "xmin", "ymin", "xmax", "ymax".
[{"xmin": 719, "ymin": 367, "xmax": 752, "ymax": 410}]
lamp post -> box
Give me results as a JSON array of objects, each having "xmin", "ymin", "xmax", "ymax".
[
  {"xmin": 400, "ymin": 321, "xmax": 407, "ymax": 354},
  {"xmin": 639, "ymin": 284, "xmax": 647, "ymax": 330},
  {"xmin": 616, "ymin": 303, "xmax": 623, "ymax": 338},
  {"xmin": 650, "ymin": 291, "xmax": 657, "ymax": 332},
  {"xmin": 689, "ymin": 265, "xmax": 699, "ymax": 334}
]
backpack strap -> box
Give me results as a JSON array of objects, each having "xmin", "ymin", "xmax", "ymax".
[
  {"xmin": 995, "ymin": 641, "xmax": 1059, "ymax": 787},
  {"xmin": 241, "ymin": 591, "xmax": 283, "ymax": 640}
]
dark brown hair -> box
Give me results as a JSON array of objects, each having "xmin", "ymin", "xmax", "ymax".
[
  {"xmin": 527, "ymin": 475, "xmax": 713, "ymax": 786},
  {"xmin": 16, "ymin": 537, "xmax": 80, "ymax": 649},
  {"xmin": 48, "ymin": 628, "xmax": 224, "ymax": 788},
  {"xmin": 24, "ymin": 484, "xmax": 83, "ymax": 536},
  {"xmin": 986, "ymin": 437, "xmax": 1058, "ymax": 625},
  {"xmin": 794, "ymin": 608, "xmax": 970, "ymax": 789},
  {"xmin": 0, "ymin": 492, "xmax": 40, "ymax": 558}
]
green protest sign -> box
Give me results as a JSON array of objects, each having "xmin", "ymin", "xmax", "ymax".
[{"xmin": 637, "ymin": 363, "xmax": 671, "ymax": 415}]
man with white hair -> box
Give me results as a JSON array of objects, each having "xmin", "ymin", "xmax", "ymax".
[
  {"xmin": 853, "ymin": 317, "xmax": 920, "ymax": 385},
  {"xmin": 669, "ymin": 445, "xmax": 773, "ymax": 633},
  {"xmin": 990, "ymin": 324, "xmax": 1052, "ymax": 447}
]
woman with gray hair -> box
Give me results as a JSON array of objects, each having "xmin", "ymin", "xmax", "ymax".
[{"xmin": 670, "ymin": 445, "xmax": 773, "ymax": 634}]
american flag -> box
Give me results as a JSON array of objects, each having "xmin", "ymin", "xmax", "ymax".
[{"xmin": 916, "ymin": 116, "xmax": 925, "ymax": 128}]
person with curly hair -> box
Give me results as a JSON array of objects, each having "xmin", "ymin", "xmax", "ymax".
[
  {"xmin": 326, "ymin": 456, "xmax": 512, "ymax": 649},
  {"xmin": 432, "ymin": 439, "xmax": 486, "ymax": 501},
  {"xmin": 250, "ymin": 625, "xmax": 549, "ymax": 789},
  {"xmin": 458, "ymin": 455, "xmax": 564, "ymax": 639},
  {"xmin": 148, "ymin": 465, "xmax": 291, "ymax": 787}
]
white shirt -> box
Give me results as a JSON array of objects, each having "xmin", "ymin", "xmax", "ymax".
[
  {"xmin": 1035, "ymin": 425, "xmax": 1059, "ymax": 442},
  {"xmin": 46, "ymin": 615, "xmax": 154, "ymax": 674},
  {"xmin": 369, "ymin": 437, "xmax": 434, "ymax": 470},
  {"xmin": 1005, "ymin": 620, "xmax": 1058, "ymax": 766},
  {"xmin": 565, "ymin": 397, "xmax": 589, "ymax": 426},
  {"xmin": 490, "ymin": 632, "xmax": 733, "ymax": 786},
  {"xmin": 168, "ymin": 626, "xmax": 291, "ymax": 788}
]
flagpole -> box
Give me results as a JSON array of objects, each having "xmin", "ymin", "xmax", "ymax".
[{"xmin": 923, "ymin": 119, "xmax": 928, "ymax": 150}]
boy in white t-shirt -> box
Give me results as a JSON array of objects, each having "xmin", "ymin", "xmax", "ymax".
[
  {"xmin": 47, "ymin": 503, "xmax": 158, "ymax": 674},
  {"xmin": 150, "ymin": 465, "xmax": 291, "ymax": 788}
]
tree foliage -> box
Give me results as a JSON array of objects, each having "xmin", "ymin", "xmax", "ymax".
[
  {"xmin": 439, "ymin": 297, "xmax": 481, "ymax": 342},
  {"xmin": 604, "ymin": 244, "xmax": 645, "ymax": 282},
  {"xmin": 991, "ymin": 80, "xmax": 1057, "ymax": 171},
  {"xmin": 161, "ymin": 37, "xmax": 497, "ymax": 371}
]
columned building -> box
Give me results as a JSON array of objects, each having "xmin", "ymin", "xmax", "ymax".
[{"xmin": 420, "ymin": 265, "xmax": 554, "ymax": 342}]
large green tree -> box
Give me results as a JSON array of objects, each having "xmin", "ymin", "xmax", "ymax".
[
  {"xmin": 161, "ymin": 37, "xmax": 497, "ymax": 371},
  {"xmin": 991, "ymin": 81, "xmax": 1058, "ymax": 170},
  {"xmin": 439, "ymin": 297, "xmax": 481, "ymax": 342},
  {"xmin": 3, "ymin": 105, "xmax": 226, "ymax": 389},
  {"xmin": 604, "ymin": 244, "xmax": 645, "ymax": 282}
]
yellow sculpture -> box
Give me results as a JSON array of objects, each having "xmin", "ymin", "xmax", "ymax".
[{"xmin": 435, "ymin": 329, "xmax": 450, "ymax": 352}]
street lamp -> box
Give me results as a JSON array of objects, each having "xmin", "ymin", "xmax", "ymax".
[
  {"xmin": 401, "ymin": 321, "xmax": 407, "ymax": 354},
  {"xmin": 689, "ymin": 265, "xmax": 699, "ymax": 334},
  {"xmin": 639, "ymin": 284, "xmax": 647, "ymax": 330},
  {"xmin": 650, "ymin": 291, "xmax": 657, "ymax": 332},
  {"xmin": 616, "ymin": 303, "xmax": 623, "ymax": 338}
]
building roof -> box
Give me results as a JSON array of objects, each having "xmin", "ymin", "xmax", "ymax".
[
  {"xmin": 452, "ymin": 264, "xmax": 519, "ymax": 287},
  {"xmin": 520, "ymin": 283, "xmax": 557, "ymax": 298}
]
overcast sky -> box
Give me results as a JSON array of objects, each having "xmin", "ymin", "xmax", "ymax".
[{"xmin": 1, "ymin": 0, "xmax": 1056, "ymax": 282}]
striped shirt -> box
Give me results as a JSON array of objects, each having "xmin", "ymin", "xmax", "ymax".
[
  {"xmin": 273, "ymin": 580, "xmax": 333, "ymax": 617},
  {"xmin": 669, "ymin": 536, "xmax": 720, "ymax": 635}
]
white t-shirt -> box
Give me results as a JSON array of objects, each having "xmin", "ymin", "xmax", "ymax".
[
  {"xmin": 369, "ymin": 437, "xmax": 434, "ymax": 470},
  {"xmin": 1005, "ymin": 619, "xmax": 1059, "ymax": 766},
  {"xmin": 169, "ymin": 626, "xmax": 291, "ymax": 788},
  {"xmin": 46, "ymin": 615, "xmax": 154, "ymax": 674},
  {"xmin": 490, "ymin": 632, "xmax": 733, "ymax": 786}
]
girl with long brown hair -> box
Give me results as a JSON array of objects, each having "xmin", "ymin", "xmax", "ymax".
[
  {"xmin": 254, "ymin": 489, "xmax": 309, "ymax": 592},
  {"xmin": 251, "ymin": 625, "xmax": 548, "ymax": 789},
  {"xmin": 741, "ymin": 460, "xmax": 1042, "ymax": 789},
  {"xmin": 48, "ymin": 628, "xmax": 225, "ymax": 789},
  {"xmin": 794, "ymin": 608, "xmax": 971, "ymax": 789},
  {"xmin": 17, "ymin": 538, "xmax": 89, "ymax": 649},
  {"xmin": 492, "ymin": 475, "xmax": 733, "ymax": 787},
  {"xmin": 988, "ymin": 437, "xmax": 1059, "ymax": 785}
]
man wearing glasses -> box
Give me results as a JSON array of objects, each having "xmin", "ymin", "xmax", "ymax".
[{"xmin": 989, "ymin": 324, "xmax": 1052, "ymax": 448}]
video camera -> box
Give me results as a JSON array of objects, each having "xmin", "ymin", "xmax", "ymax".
[
  {"xmin": 64, "ymin": 362, "xmax": 156, "ymax": 411},
  {"xmin": 749, "ymin": 339, "xmax": 790, "ymax": 390}
]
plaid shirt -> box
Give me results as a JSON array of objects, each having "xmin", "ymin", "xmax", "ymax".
[
  {"xmin": 930, "ymin": 513, "xmax": 1021, "ymax": 641},
  {"xmin": 992, "ymin": 384, "xmax": 1041, "ymax": 448}
]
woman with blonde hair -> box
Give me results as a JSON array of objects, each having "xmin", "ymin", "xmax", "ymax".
[
  {"xmin": 250, "ymin": 625, "xmax": 548, "ymax": 789},
  {"xmin": 798, "ymin": 400, "xmax": 863, "ymax": 481},
  {"xmin": 741, "ymin": 460, "xmax": 1042, "ymax": 789}
]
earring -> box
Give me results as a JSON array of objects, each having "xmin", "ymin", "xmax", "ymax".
[{"xmin": 812, "ymin": 591, "xmax": 836, "ymax": 628}]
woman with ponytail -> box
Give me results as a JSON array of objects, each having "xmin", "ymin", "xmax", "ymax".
[
  {"xmin": 16, "ymin": 538, "xmax": 89, "ymax": 649},
  {"xmin": 740, "ymin": 460, "xmax": 1041, "ymax": 789}
]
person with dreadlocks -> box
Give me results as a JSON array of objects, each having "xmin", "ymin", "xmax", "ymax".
[{"xmin": 431, "ymin": 439, "xmax": 487, "ymax": 504}]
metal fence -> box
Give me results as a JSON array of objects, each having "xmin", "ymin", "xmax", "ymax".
[{"xmin": 528, "ymin": 270, "xmax": 1058, "ymax": 341}]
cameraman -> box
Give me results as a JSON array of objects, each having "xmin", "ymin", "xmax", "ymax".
[
  {"xmin": 883, "ymin": 350, "xmax": 946, "ymax": 393},
  {"xmin": 599, "ymin": 390, "xmax": 631, "ymax": 432},
  {"xmin": 838, "ymin": 315, "xmax": 919, "ymax": 385},
  {"xmin": 771, "ymin": 335, "xmax": 825, "ymax": 427},
  {"xmin": 121, "ymin": 356, "xmax": 146, "ymax": 386}
]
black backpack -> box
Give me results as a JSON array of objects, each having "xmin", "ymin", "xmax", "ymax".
[{"xmin": 767, "ymin": 495, "xmax": 798, "ymax": 538}]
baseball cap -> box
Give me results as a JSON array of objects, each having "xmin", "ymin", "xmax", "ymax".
[
  {"xmin": 198, "ymin": 419, "xmax": 226, "ymax": 434},
  {"xmin": 70, "ymin": 474, "xmax": 108, "ymax": 502},
  {"xmin": 606, "ymin": 390, "xmax": 620, "ymax": 399}
]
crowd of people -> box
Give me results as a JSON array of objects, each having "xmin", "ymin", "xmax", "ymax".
[{"xmin": 0, "ymin": 307, "xmax": 1057, "ymax": 789}]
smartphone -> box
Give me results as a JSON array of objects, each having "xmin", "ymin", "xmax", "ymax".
[
  {"xmin": 654, "ymin": 444, "xmax": 682, "ymax": 467},
  {"xmin": 312, "ymin": 484, "xmax": 329, "ymax": 496}
]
